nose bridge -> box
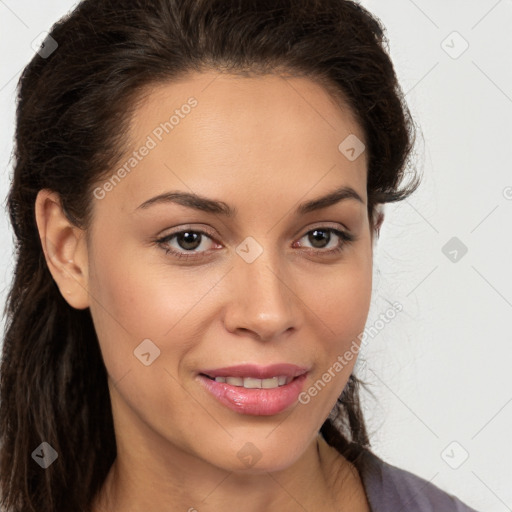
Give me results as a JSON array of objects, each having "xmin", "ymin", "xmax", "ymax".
[{"xmin": 224, "ymin": 241, "xmax": 299, "ymax": 339}]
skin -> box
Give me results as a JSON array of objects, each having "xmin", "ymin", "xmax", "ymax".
[{"xmin": 35, "ymin": 71, "xmax": 383, "ymax": 511}]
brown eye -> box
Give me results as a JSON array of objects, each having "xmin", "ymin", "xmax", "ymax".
[
  {"xmin": 175, "ymin": 231, "xmax": 203, "ymax": 251},
  {"xmin": 297, "ymin": 227, "xmax": 355, "ymax": 255},
  {"xmin": 156, "ymin": 229, "xmax": 218, "ymax": 259},
  {"xmin": 307, "ymin": 229, "xmax": 332, "ymax": 249}
]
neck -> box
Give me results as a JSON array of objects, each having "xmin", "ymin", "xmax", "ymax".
[{"xmin": 91, "ymin": 384, "xmax": 366, "ymax": 512}]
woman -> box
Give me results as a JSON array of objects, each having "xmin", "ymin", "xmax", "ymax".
[{"xmin": 0, "ymin": 0, "xmax": 479, "ymax": 510}]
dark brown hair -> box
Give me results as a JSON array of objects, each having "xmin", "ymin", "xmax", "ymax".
[{"xmin": 0, "ymin": 0, "xmax": 420, "ymax": 510}]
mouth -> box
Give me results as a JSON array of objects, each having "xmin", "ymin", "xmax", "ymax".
[
  {"xmin": 200, "ymin": 374, "xmax": 295, "ymax": 389},
  {"xmin": 196, "ymin": 363, "xmax": 310, "ymax": 416}
]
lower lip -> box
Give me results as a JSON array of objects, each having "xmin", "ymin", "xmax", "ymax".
[{"xmin": 197, "ymin": 373, "xmax": 308, "ymax": 416}]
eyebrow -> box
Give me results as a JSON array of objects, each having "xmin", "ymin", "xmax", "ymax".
[{"xmin": 135, "ymin": 185, "xmax": 364, "ymax": 216}]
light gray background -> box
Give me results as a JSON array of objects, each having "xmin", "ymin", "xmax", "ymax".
[{"xmin": 1, "ymin": 1, "xmax": 511, "ymax": 510}]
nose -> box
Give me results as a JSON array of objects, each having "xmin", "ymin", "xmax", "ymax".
[{"xmin": 222, "ymin": 249, "xmax": 302, "ymax": 341}]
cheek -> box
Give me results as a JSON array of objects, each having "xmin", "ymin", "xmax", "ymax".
[
  {"xmin": 86, "ymin": 241, "xmax": 172, "ymax": 378},
  {"xmin": 300, "ymin": 250, "xmax": 372, "ymax": 402},
  {"xmin": 88, "ymin": 243, "xmax": 197, "ymax": 339},
  {"xmin": 86, "ymin": 246, "xmax": 200, "ymax": 430},
  {"xmin": 306, "ymin": 255, "xmax": 373, "ymax": 344},
  {"xmin": 87, "ymin": 241, "xmax": 225, "ymax": 383}
]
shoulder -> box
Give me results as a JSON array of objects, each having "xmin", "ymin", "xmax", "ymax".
[{"xmin": 356, "ymin": 448, "xmax": 480, "ymax": 512}]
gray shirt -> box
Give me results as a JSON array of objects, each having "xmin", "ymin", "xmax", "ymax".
[{"xmin": 357, "ymin": 448, "xmax": 480, "ymax": 511}]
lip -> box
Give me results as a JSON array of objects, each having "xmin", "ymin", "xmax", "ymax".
[
  {"xmin": 197, "ymin": 372, "xmax": 309, "ymax": 416},
  {"xmin": 198, "ymin": 363, "xmax": 309, "ymax": 380},
  {"xmin": 197, "ymin": 364, "xmax": 311, "ymax": 416}
]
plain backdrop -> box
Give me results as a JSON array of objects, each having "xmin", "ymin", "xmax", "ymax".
[{"xmin": 1, "ymin": 1, "xmax": 511, "ymax": 510}]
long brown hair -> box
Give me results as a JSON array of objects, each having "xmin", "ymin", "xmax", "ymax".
[{"xmin": 0, "ymin": 0, "xmax": 420, "ymax": 510}]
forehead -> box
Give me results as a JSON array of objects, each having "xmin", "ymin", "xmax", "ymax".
[
  {"xmin": 131, "ymin": 69, "xmax": 365, "ymax": 150},
  {"xmin": 98, "ymin": 70, "xmax": 368, "ymax": 215}
]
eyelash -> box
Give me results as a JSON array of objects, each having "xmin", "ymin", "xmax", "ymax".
[{"xmin": 154, "ymin": 226, "xmax": 356, "ymax": 261}]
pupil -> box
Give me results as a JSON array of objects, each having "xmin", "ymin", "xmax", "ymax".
[
  {"xmin": 309, "ymin": 229, "xmax": 330, "ymax": 248},
  {"xmin": 179, "ymin": 232, "xmax": 201, "ymax": 250}
]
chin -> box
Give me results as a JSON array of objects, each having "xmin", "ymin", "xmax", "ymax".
[{"xmin": 210, "ymin": 433, "xmax": 311, "ymax": 474}]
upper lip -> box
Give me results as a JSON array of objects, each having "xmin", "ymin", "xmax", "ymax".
[{"xmin": 199, "ymin": 363, "xmax": 309, "ymax": 379}]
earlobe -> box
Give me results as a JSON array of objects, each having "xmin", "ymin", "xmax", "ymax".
[
  {"xmin": 34, "ymin": 189, "xmax": 90, "ymax": 310},
  {"xmin": 375, "ymin": 211, "xmax": 384, "ymax": 238},
  {"xmin": 374, "ymin": 204, "xmax": 385, "ymax": 237}
]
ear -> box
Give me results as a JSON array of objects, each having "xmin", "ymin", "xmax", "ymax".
[
  {"xmin": 371, "ymin": 205, "xmax": 385, "ymax": 242},
  {"xmin": 34, "ymin": 189, "xmax": 90, "ymax": 309},
  {"xmin": 375, "ymin": 209, "xmax": 385, "ymax": 237}
]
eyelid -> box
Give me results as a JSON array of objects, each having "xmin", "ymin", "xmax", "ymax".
[
  {"xmin": 156, "ymin": 224, "xmax": 218, "ymax": 240},
  {"xmin": 157, "ymin": 221, "xmax": 350, "ymax": 243},
  {"xmin": 155, "ymin": 222, "xmax": 355, "ymax": 259},
  {"xmin": 297, "ymin": 221, "xmax": 350, "ymax": 235},
  {"xmin": 294, "ymin": 225, "xmax": 356, "ymax": 249}
]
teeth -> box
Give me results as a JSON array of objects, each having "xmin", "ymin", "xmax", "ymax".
[
  {"xmin": 213, "ymin": 375, "xmax": 293, "ymax": 389},
  {"xmin": 261, "ymin": 377, "xmax": 279, "ymax": 389},
  {"xmin": 243, "ymin": 377, "xmax": 261, "ymax": 388},
  {"xmin": 225, "ymin": 377, "xmax": 243, "ymax": 386}
]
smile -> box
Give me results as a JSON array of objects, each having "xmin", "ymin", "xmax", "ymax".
[
  {"xmin": 196, "ymin": 363, "xmax": 310, "ymax": 415},
  {"xmin": 203, "ymin": 375, "xmax": 294, "ymax": 389}
]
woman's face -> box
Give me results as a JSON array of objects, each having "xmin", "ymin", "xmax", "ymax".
[{"xmin": 85, "ymin": 71, "xmax": 374, "ymax": 473}]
